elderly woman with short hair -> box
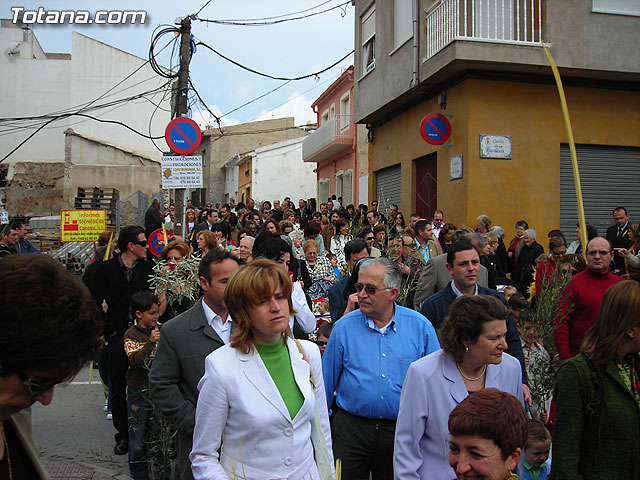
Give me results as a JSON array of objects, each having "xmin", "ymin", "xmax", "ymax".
[
  {"xmin": 476, "ymin": 214, "xmax": 492, "ymax": 234},
  {"xmin": 514, "ymin": 229, "xmax": 544, "ymax": 291},
  {"xmin": 394, "ymin": 295, "xmax": 523, "ymax": 479},
  {"xmin": 303, "ymin": 240, "xmax": 336, "ymax": 284},
  {"xmin": 448, "ymin": 389, "xmax": 528, "ymax": 480}
]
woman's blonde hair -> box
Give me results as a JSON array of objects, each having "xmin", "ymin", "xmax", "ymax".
[
  {"xmin": 226, "ymin": 258, "xmax": 295, "ymax": 353},
  {"xmin": 160, "ymin": 240, "xmax": 190, "ymax": 261},
  {"xmin": 582, "ymin": 280, "xmax": 640, "ymax": 365},
  {"xmin": 303, "ymin": 239, "xmax": 319, "ymax": 253}
]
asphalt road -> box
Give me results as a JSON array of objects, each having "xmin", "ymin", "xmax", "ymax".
[{"xmin": 31, "ymin": 364, "xmax": 132, "ymax": 479}]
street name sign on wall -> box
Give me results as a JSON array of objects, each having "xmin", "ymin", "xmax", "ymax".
[
  {"xmin": 165, "ymin": 117, "xmax": 202, "ymax": 155},
  {"xmin": 480, "ymin": 134, "xmax": 512, "ymax": 159},
  {"xmin": 420, "ymin": 113, "xmax": 452, "ymax": 145},
  {"xmin": 161, "ymin": 155, "xmax": 203, "ymax": 189},
  {"xmin": 60, "ymin": 210, "xmax": 106, "ymax": 242}
]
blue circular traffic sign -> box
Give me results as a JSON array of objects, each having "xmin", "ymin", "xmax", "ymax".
[
  {"xmin": 165, "ymin": 117, "xmax": 202, "ymax": 155},
  {"xmin": 420, "ymin": 113, "xmax": 451, "ymax": 145},
  {"xmin": 148, "ymin": 228, "xmax": 173, "ymax": 257}
]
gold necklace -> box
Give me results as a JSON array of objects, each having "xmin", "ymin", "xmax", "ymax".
[
  {"xmin": 457, "ymin": 364, "xmax": 487, "ymax": 381},
  {"xmin": 0, "ymin": 422, "xmax": 13, "ymax": 480}
]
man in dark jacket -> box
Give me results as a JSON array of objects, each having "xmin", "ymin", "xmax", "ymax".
[
  {"xmin": 420, "ymin": 239, "xmax": 531, "ymax": 404},
  {"xmin": 144, "ymin": 198, "xmax": 164, "ymax": 239},
  {"xmin": 514, "ymin": 228, "xmax": 544, "ymax": 291},
  {"xmin": 605, "ymin": 206, "xmax": 631, "ymax": 274},
  {"xmin": 91, "ymin": 225, "xmax": 154, "ymax": 456}
]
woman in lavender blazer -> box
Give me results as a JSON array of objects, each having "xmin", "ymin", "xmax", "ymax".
[{"xmin": 394, "ymin": 295, "xmax": 524, "ymax": 480}]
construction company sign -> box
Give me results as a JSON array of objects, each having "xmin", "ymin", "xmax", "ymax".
[
  {"xmin": 61, "ymin": 210, "xmax": 106, "ymax": 242},
  {"xmin": 161, "ymin": 155, "xmax": 203, "ymax": 189}
]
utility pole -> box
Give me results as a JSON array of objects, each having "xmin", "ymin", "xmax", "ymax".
[{"xmin": 173, "ymin": 16, "xmax": 191, "ymax": 239}]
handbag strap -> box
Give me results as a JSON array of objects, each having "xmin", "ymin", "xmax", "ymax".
[{"xmin": 293, "ymin": 339, "xmax": 316, "ymax": 389}]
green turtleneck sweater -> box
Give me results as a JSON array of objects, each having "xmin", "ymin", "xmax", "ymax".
[{"xmin": 255, "ymin": 339, "xmax": 304, "ymax": 419}]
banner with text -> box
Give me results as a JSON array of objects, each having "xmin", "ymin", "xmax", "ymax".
[
  {"xmin": 161, "ymin": 155, "xmax": 203, "ymax": 189},
  {"xmin": 61, "ymin": 210, "xmax": 106, "ymax": 242}
]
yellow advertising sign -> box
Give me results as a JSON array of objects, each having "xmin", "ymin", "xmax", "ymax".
[{"xmin": 60, "ymin": 210, "xmax": 107, "ymax": 242}]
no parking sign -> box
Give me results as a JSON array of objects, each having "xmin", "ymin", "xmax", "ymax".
[
  {"xmin": 148, "ymin": 228, "xmax": 173, "ymax": 257},
  {"xmin": 165, "ymin": 117, "xmax": 202, "ymax": 155},
  {"xmin": 419, "ymin": 113, "xmax": 451, "ymax": 145}
]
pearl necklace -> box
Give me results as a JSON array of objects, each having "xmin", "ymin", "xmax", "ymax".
[{"xmin": 457, "ymin": 364, "xmax": 487, "ymax": 381}]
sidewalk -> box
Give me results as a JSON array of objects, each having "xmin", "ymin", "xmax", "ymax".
[{"xmin": 43, "ymin": 460, "xmax": 133, "ymax": 480}]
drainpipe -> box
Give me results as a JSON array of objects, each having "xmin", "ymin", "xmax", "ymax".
[{"xmin": 411, "ymin": 0, "xmax": 420, "ymax": 88}]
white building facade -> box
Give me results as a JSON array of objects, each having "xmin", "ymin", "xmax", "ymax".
[{"xmin": 0, "ymin": 21, "xmax": 171, "ymax": 216}]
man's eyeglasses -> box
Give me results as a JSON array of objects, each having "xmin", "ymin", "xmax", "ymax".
[
  {"xmin": 365, "ymin": 236, "xmax": 374, "ymax": 241},
  {"xmin": 403, "ymin": 242, "xmax": 417, "ymax": 248},
  {"xmin": 587, "ymin": 250, "xmax": 611, "ymax": 257},
  {"xmin": 17, "ymin": 370, "xmax": 68, "ymax": 397},
  {"xmin": 132, "ymin": 239, "xmax": 148, "ymax": 247},
  {"xmin": 354, "ymin": 283, "xmax": 392, "ymax": 295},
  {"xmin": 315, "ymin": 340, "xmax": 328, "ymax": 346}
]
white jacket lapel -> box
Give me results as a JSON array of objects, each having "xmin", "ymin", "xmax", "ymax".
[{"xmin": 242, "ymin": 349, "xmax": 292, "ymax": 423}]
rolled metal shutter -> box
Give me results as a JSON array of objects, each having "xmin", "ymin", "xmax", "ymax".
[
  {"xmin": 375, "ymin": 164, "xmax": 402, "ymax": 211},
  {"xmin": 343, "ymin": 170, "xmax": 353, "ymax": 206},
  {"xmin": 560, "ymin": 144, "xmax": 640, "ymax": 238}
]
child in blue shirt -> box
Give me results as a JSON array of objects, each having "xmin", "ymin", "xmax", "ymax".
[{"xmin": 518, "ymin": 419, "xmax": 551, "ymax": 480}]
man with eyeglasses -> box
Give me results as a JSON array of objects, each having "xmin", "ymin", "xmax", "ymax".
[
  {"xmin": 323, "ymin": 257, "xmax": 440, "ymax": 479},
  {"xmin": 554, "ymin": 237, "xmax": 624, "ymax": 360},
  {"xmin": 360, "ymin": 226, "xmax": 381, "ymax": 258},
  {"xmin": 91, "ymin": 225, "xmax": 155, "ymax": 456},
  {"xmin": 534, "ymin": 234, "xmax": 568, "ymax": 296},
  {"xmin": 327, "ymin": 239, "xmax": 370, "ymax": 322},
  {"xmin": 431, "ymin": 210, "xmax": 444, "ymax": 238},
  {"xmin": 1, "ymin": 254, "xmax": 102, "ymax": 478}
]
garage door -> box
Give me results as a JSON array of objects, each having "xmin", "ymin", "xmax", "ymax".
[
  {"xmin": 560, "ymin": 144, "xmax": 640, "ymax": 237},
  {"xmin": 375, "ymin": 164, "xmax": 401, "ymax": 212}
]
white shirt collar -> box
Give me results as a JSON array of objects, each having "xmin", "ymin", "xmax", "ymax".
[
  {"xmin": 450, "ymin": 280, "xmax": 479, "ymax": 297},
  {"xmin": 201, "ymin": 298, "xmax": 233, "ymax": 344}
]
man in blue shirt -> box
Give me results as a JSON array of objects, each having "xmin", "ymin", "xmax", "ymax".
[
  {"xmin": 9, "ymin": 219, "xmax": 40, "ymax": 254},
  {"xmin": 414, "ymin": 219, "xmax": 441, "ymax": 264},
  {"xmin": 322, "ymin": 257, "xmax": 440, "ymax": 479}
]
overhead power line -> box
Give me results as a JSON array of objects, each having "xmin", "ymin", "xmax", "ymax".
[
  {"xmin": 195, "ymin": 41, "xmax": 354, "ymax": 81},
  {"xmin": 0, "ymin": 82, "xmax": 171, "ymax": 162},
  {"xmin": 207, "ymin": 0, "xmax": 336, "ymax": 22},
  {"xmin": 196, "ymin": 1, "xmax": 350, "ymax": 26}
]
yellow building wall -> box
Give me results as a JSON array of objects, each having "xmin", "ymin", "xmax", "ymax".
[{"xmin": 369, "ymin": 78, "xmax": 640, "ymax": 241}]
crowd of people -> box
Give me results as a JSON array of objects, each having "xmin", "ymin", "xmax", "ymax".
[{"xmin": 1, "ymin": 198, "xmax": 639, "ymax": 480}]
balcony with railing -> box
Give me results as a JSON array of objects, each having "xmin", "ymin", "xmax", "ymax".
[
  {"xmin": 303, "ymin": 115, "xmax": 353, "ymax": 163},
  {"xmin": 425, "ymin": 0, "xmax": 542, "ymax": 60}
]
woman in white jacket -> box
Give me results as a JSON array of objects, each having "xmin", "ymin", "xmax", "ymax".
[{"xmin": 190, "ymin": 259, "xmax": 333, "ymax": 480}]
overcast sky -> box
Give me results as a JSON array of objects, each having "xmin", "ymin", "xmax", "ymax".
[{"xmin": 4, "ymin": 1, "xmax": 355, "ymax": 128}]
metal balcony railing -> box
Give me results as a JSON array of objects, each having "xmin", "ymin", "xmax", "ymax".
[
  {"xmin": 426, "ymin": 0, "xmax": 542, "ymax": 59},
  {"xmin": 302, "ymin": 115, "xmax": 353, "ymax": 162}
]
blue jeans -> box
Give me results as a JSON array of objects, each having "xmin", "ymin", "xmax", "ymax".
[{"xmin": 127, "ymin": 388, "xmax": 169, "ymax": 480}]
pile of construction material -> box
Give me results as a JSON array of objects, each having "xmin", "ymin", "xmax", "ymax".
[{"xmin": 48, "ymin": 242, "xmax": 96, "ymax": 275}]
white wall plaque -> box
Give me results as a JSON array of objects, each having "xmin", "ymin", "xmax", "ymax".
[
  {"xmin": 480, "ymin": 135, "xmax": 512, "ymax": 159},
  {"xmin": 450, "ymin": 155, "xmax": 463, "ymax": 180}
]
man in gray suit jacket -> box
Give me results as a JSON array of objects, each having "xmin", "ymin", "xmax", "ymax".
[
  {"xmin": 413, "ymin": 231, "xmax": 489, "ymax": 310},
  {"xmin": 149, "ymin": 250, "xmax": 241, "ymax": 480}
]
